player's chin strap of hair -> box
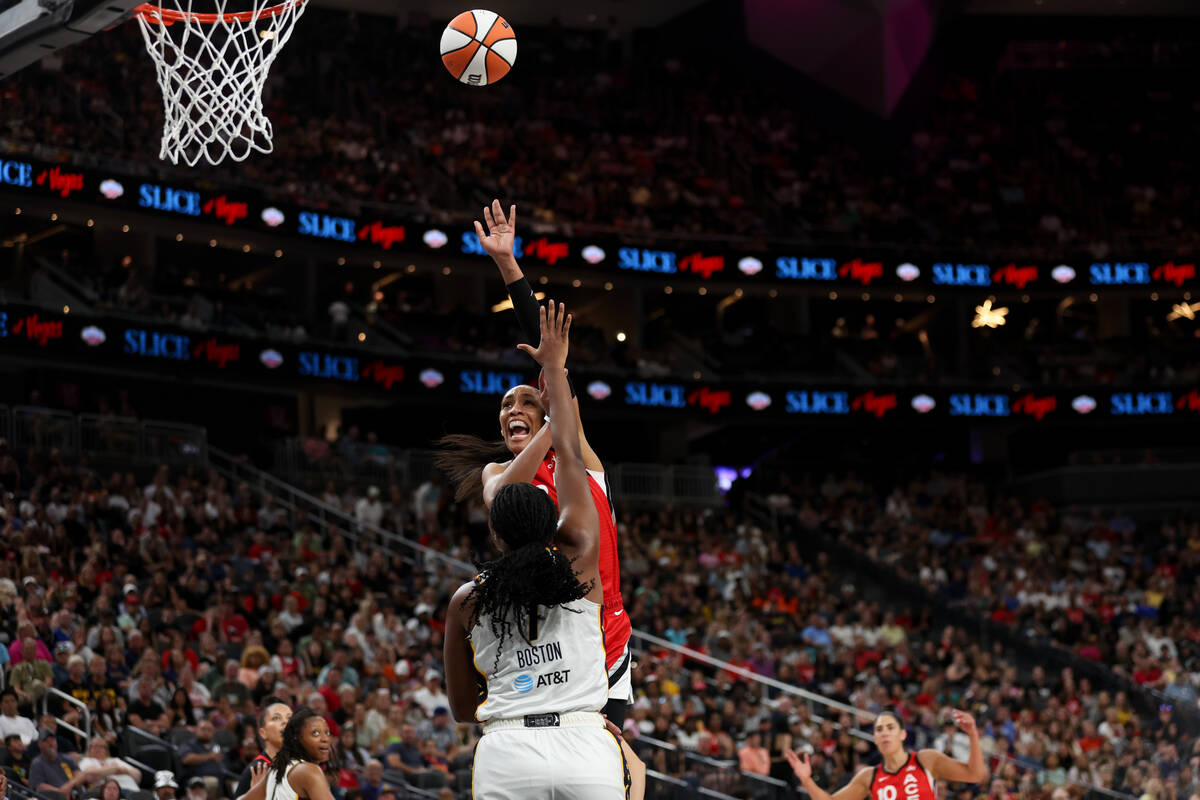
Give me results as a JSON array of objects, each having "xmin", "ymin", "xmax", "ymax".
[{"xmin": 506, "ymin": 277, "xmax": 575, "ymax": 398}]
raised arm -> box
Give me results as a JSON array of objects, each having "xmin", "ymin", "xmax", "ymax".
[
  {"xmin": 476, "ymin": 199, "xmax": 603, "ymax": 471},
  {"xmin": 919, "ymin": 710, "xmax": 988, "ymax": 784},
  {"xmin": 785, "ymin": 752, "xmax": 872, "ymax": 800},
  {"xmin": 516, "ymin": 302, "xmax": 600, "ymax": 574}
]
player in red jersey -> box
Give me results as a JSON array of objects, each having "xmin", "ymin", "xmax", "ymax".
[
  {"xmin": 786, "ymin": 709, "xmax": 987, "ymax": 800},
  {"xmin": 433, "ymin": 200, "xmax": 633, "ymax": 727}
]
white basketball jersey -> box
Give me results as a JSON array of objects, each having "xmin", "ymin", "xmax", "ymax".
[
  {"xmin": 265, "ymin": 762, "xmax": 301, "ymax": 800},
  {"xmin": 469, "ymin": 596, "xmax": 609, "ymax": 722}
]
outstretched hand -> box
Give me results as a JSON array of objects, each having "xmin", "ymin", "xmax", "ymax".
[
  {"xmin": 784, "ymin": 749, "xmax": 812, "ymax": 780},
  {"xmin": 517, "ymin": 300, "xmax": 570, "ymax": 370},
  {"xmin": 473, "ymin": 199, "xmax": 517, "ymax": 262}
]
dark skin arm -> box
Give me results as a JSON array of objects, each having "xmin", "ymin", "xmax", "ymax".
[
  {"xmin": 516, "ymin": 301, "xmax": 601, "ymax": 595},
  {"xmin": 288, "ymin": 763, "xmax": 335, "ymax": 800},
  {"xmin": 445, "ymin": 582, "xmax": 482, "ymax": 724}
]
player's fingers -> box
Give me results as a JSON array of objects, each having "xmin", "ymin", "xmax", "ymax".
[
  {"xmin": 473, "ymin": 220, "xmax": 486, "ymax": 242},
  {"xmin": 563, "ymin": 313, "xmax": 572, "ymax": 337},
  {"xmin": 509, "ymin": 204, "xmax": 517, "ymax": 231},
  {"xmin": 516, "ymin": 344, "xmax": 535, "ymax": 358},
  {"xmin": 492, "ymin": 198, "xmax": 505, "ymax": 226},
  {"xmin": 483, "ymin": 205, "xmax": 495, "ymax": 230}
]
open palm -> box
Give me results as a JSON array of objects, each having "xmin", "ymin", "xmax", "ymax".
[{"xmin": 473, "ymin": 198, "xmax": 517, "ymax": 260}]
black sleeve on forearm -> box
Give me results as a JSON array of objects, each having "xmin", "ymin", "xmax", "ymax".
[
  {"xmin": 506, "ymin": 276, "xmax": 575, "ymax": 397},
  {"xmin": 506, "ymin": 277, "xmax": 542, "ymax": 345}
]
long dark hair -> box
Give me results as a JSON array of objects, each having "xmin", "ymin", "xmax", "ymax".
[
  {"xmin": 433, "ymin": 434, "xmax": 512, "ymax": 502},
  {"xmin": 468, "ymin": 483, "xmax": 591, "ymax": 668},
  {"xmin": 271, "ymin": 707, "xmax": 338, "ymax": 784}
]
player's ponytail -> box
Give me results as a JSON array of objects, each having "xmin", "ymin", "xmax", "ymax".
[
  {"xmin": 468, "ymin": 483, "xmax": 591, "ymax": 668},
  {"xmin": 434, "ymin": 434, "xmax": 512, "ymax": 502}
]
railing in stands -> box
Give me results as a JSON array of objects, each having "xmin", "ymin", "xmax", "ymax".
[
  {"xmin": 41, "ymin": 687, "xmax": 92, "ymax": 740},
  {"xmin": 207, "ymin": 446, "xmax": 473, "ymax": 576},
  {"xmin": 635, "ymin": 735, "xmax": 790, "ymax": 800},
  {"xmin": 644, "ymin": 770, "xmax": 743, "ymax": 800},
  {"xmin": 0, "ymin": 405, "xmax": 208, "ymax": 468}
]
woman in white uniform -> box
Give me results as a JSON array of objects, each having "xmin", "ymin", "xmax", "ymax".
[
  {"xmin": 444, "ymin": 301, "xmax": 633, "ymax": 800},
  {"xmin": 237, "ymin": 707, "xmax": 335, "ymax": 800}
]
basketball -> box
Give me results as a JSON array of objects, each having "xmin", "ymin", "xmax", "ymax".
[{"xmin": 440, "ymin": 9, "xmax": 517, "ymax": 86}]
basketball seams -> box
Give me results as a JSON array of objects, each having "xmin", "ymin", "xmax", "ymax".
[{"xmin": 441, "ymin": 9, "xmax": 516, "ymax": 85}]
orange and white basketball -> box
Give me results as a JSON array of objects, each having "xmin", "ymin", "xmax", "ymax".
[{"xmin": 439, "ymin": 9, "xmax": 517, "ymax": 86}]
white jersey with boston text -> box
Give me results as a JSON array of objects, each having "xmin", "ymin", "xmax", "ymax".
[{"xmin": 469, "ymin": 595, "xmax": 608, "ymax": 722}]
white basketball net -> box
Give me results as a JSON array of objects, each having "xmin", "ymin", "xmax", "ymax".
[{"xmin": 134, "ymin": 0, "xmax": 308, "ymax": 166}]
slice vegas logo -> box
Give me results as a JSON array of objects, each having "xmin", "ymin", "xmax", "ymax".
[
  {"xmin": 259, "ymin": 349, "xmax": 284, "ymax": 369},
  {"xmin": 423, "ymin": 229, "xmax": 448, "ymax": 249},
  {"xmin": 581, "ymin": 246, "xmax": 606, "ymax": 264}
]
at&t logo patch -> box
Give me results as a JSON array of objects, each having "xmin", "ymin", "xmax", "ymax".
[{"xmin": 512, "ymin": 674, "xmax": 533, "ymax": 694}]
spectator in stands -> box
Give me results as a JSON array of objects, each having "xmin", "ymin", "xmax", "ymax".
[
  {"xmin": 180, "ymin": 719, "xmax": 226, "ymax": 798},
  {"xmin": 77, "ymin": 738, "xmax": 142, "ymax": 793},
  {"xmin": 0, "ymin": 690, "xmax": 37, "ymax": 746},
  {"xmin": 154, "ymin": 770, "xmax": 179, "ymax": 800},
  {"xmin": 128, "ymin": 675, "xmax": 168, "ymax": 736},
  {"xmin": 186, "ymin": 775, "xmax": 211, "ymax": 800},
  {"xmin": 355, "ymin": 486, "xmax": 384, "ymax": 530},
  {"xmin": 357, "ymin": 759, "xmax": 391, "ymax": 800},
  {"xmin": 382, "ymin": 725, "xmax": 445, "ymax": 788},
  {"xmin": 29, "ymin": 729, "xmax": 93, "ymax": 799},
  {"xmin": 11, "ymin": 640, "xmax": 54, "ymax": 705},
  {"xmin": 1, "ymin": 733, "xmax": 31, "ymax": 785},
  {"xmin": 738, "ymin": 731, "xmax": 770, "ymax": 776},
  {"xmin": 410, "ymin": 672, "xmax": 448, "ymax": 717}
]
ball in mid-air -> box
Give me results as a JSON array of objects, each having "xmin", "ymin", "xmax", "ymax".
[{"xmin": 440, "ymin": 9, "xmax": 517, "ymax": 86}]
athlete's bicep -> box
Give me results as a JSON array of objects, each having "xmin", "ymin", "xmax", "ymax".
[
  {"xmin": 918, "ymin": 749, "xmax": 979, "ymax": 784},
  {"xmin": 290, "ymin": 764, "xmax": 334, "ymax": 800}
]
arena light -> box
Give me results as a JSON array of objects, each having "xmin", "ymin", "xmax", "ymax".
[
  {"xmin": 491, "ymin": 292, "xmax": 545, "ymax": 313},
  {"xmin": 972, "ymin": 299, "xmax": 1008, "ymax": 328},
  {"xmin": 1167, "ymin": 302, "xmax": 1200, "ymax": 322}
]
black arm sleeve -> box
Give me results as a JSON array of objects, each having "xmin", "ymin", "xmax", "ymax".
[
  {"xmin": 505, "ymin": 277, "xmax": 541, "ymax": 345},
  {"xmin": 506, "ymin": 276, "xmax": 575, "ymax": 397},
  {"xmin": 234, "ymin": 765, "xmax": 253, "ymax": 798}
]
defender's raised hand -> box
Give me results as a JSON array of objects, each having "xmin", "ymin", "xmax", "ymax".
[{"xmin": 517, "ymin": 300, "xmax": 571, "ymax": 370}]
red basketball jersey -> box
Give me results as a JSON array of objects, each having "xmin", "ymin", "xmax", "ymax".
[
  {"xmin": 870, "ymin": 753, "xmax": 937, "ymax": 800},
  {"xmin": 532, "ymin": 451, "xmax": 630, "ymax": 670}
]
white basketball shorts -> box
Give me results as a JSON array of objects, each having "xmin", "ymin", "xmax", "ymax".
[{"xmin": 473, "ymin": 712, "xmax": 627, "ymax": 799}]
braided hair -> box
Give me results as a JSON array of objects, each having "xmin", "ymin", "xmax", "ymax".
[
  {"xmin": 468, "ymin": 483, "xmax": 592, "ymax": 669},
  {"xmin": 271, "ymin": 707, "xmax": 338, "ymax": 787}
]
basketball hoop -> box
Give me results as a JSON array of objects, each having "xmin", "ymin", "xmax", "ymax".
[{"xmin": 132, "ymin": 0, "xmax": 308, "ymax": 166}]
